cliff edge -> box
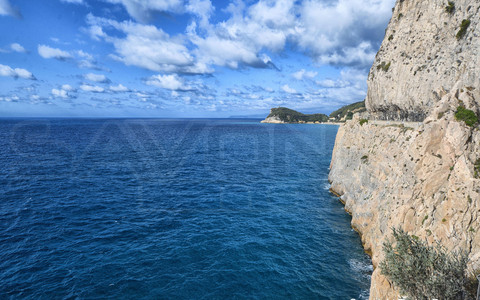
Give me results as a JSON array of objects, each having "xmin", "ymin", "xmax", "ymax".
[
  {"xmin": 329, "ymin": 0, "xmax": 480, "ymax": 298},
  {"xmin": 366, "ymin": 0, "xmax": 480, "ymax": 121}
]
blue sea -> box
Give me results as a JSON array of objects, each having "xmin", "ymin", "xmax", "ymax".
[{"xmin": 0, "ymin": 118, "xmax": 372, "ymax": 299}]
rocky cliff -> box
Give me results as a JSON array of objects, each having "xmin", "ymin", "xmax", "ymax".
[
  {"xmin": 366, "ymin": 0, "xmax": 480, "ymax": 121},
  {"xmin": 260, "ymin": 115, "xmax": 285, "ymax": 123},
  {"xmin": 329, "ymin": 0, "xmax": 480, "ymax": 298}
]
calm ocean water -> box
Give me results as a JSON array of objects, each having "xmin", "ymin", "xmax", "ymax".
[{"xmin": 0, "ymin": 118, "xmax": 371, "ymax": 299}]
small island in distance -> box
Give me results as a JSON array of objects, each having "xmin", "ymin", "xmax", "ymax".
[{"xmin": 261, "ymin": 100, "xmax": 366, "ymax": 124}]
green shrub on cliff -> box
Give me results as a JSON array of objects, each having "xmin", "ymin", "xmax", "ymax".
[
  {"xmin": 474, "ymin": 159, "xmax": 480, "ymax": 178},
  {"xmin": 445, "ymin": 1, "xmax": 455, "ymax": 14},
  {"xmin": 380, "ymin": 228, "xmax": 470, "ymax": 299},
  {"xmin": 456, "ymin": 19, "xmax": 471, "ymax": 40},
  {"xmin": 377, "ymin": 61, "xmax": 391, "ymax": 72},
  {"xmin": 455, "ymin": 106, "xmax": 478, "ymax": 127}
]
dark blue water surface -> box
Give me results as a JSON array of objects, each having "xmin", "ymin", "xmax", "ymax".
[{"xmin": 0, "ymin": 118, "xmax": 371, "ymax": 299}]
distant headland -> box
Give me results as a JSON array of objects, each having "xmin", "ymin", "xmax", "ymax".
[{"xmin": 261, "ymin": 101, "xmax": 365, "ymax": 124}]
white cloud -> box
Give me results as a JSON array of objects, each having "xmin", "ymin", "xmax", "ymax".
[
  {"xmin": 86, "ymin": 0, "xmax": 296, "ymax": 74},
  {"xmin": 80, "ymin": 84, "xmax": 105, "ymax": 93},
  {"xmin": 109, "ymin": 84, "xmax": 130, "ymax": 92},
  {"xmin": 136, "ymin": 92, "xmax": 150, "ymax": 101},
  {"xmin": 60, "ymin": 0, "xmax": 84, "ymax": 3},
  {"xmin": 61, "ymin": 84, "xmax": 74, "ymax": 91},
  {"xmin": 82, "ymin": 0, "xmax": 394, "ymax": 79},
  {"xmin": 38, "ymin": 45, "xmax": 72, "ymax": 60},
  {"xmin": 51, "ymin": 84, "xmax": 76, "ymax": 98},
  {"xmin": 136, "ymin": 92, "xmax": 149, "ymax": 98},
  {"xmin": 86, "ymin": 14, "xmax": 207, "ymax": 74},
  {"xmin": 190, "ymin": 34, "xmax": 263, "ymax": 69},
  {"xmin": 316, "ymin": 79, "xmax": 338, "ymax": 88},
  {"xmin": 281, "ymin": 84, "xmax": 297, "ymax": 94},
  {"xmin": 87, "ymin": 24, "xmax": 108, "ymax": 41},
  {"xmin": 146, "ymin": 74, "xmax": 187, "ymax": 90},
  {"xmin": 292, "ymin": 69, "xmax": 317, "ymax": 80},
  {"xmin": 77, "ymin": 50, "xmax": 93, "ymax": 60},
  {"xmin": 37, "ymin": 46, "xmax": 98, "ymax": 69},
  {"xmin": 260, "ymin": 86, "xmax": 274, "ymax": 93},
  {"xmin": 0, "ymin": 94, "xmax": 20, "ymax": 102},
  {"xmin": 0, "ymin": 0, "xmax": 20, "ymax": 17},
  {"xmin": 104, "ymin": 0, "xmax": 184, "ymax": 23},
  {"xmin": 78, "ymin": 59, "xmax": 99, "ymax": 70},
  {"xmin": 0, "ymin": 64, "xmax": 35, "ymax": 80},
  {"xmin": 186, "ymin": 0, "xmax": 214, "ymax": 29},
  {"xmin": 10, "ymin": 43, "xmax": 26, "ymax": 53},
  {"xmin": 0, "ymin": 43, "xmax": 27, "ymax": 53},
  {"xmin": 318, "ymin": 68, "xmax": 367, "ymax": 89},
  {"xmin": 296, "ymin": 0, "xmax": 394, "ymax": 67},
  {"xmin": 318, "ymin": 42, "xmax": 377, "ymax": 67},
  {"xmin": 187, "ymin": 0, "xmax": 393, "ymax": 71},
  {"xmin": 248, "ymin": 0, "xmax": 296, "ymax": 29},
  {"xmin": 51, "ymin": 88, "xmax": 69, "ymax": 98},
  {"xmin": 84, "ymin": 73, "xmax": 109, "ymax": 83},
  {"xmin": 87, "ymin": 25, "xmax": 107, "ymax": 41},
  {"xmin": 187, "ymin": 0, "xmax": 296, "ymax": 70},
  {"xmin": 315, "ymin": 68, "xmax": 367, "ymax": 103}
]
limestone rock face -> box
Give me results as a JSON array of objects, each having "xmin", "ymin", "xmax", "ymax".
[
  {"xmin": 329, "ymin": 0, "xmax": 480, "ymax": 298},
  {"xmin": 367, "ymin": 0, "xmax": 480, "ymax": 121},
  {"xmin": 260, "ymin": 116, "xmax": 284, "ymax": 123},
  {"xmin": 330, "ymin": 102, "xmax": 480, "ymax": 297}
]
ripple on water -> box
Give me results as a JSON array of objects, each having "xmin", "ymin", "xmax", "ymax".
[{"xmin": 0, "ymin": 119, "xmax": 371, "ymax": 299}]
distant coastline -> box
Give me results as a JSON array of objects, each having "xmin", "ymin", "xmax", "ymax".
[
  {"xmin": 260, "ymin": 119, "xmax": 342, "ymax": 125},
  {"xmin": 261, "ymin": 102, "xmax": 365, "ymax": 124}
]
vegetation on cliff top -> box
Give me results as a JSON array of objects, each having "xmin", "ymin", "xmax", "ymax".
[
  {"xmin": 266, "ymin": 107, "xmax": 329, "ymax": 123},
  {"xmin": 455, "ymin": 106, "xmax": 478, "ymax": 127},
  {"xmin": 266, "ymin": 100, "xmax": 366, "ymax": 123},
  {"xmin": 380, "ymin": 228, "xmax": 477, "ymax": 299},
  {"xmin": 329, "ymin": 100, "xmax": 366, "ymax": 121}
]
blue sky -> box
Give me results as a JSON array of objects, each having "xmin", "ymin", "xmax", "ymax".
[{"xmin": 0, "ymin": 0, "xmax": 395, "ymax": 117}]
